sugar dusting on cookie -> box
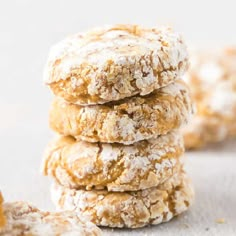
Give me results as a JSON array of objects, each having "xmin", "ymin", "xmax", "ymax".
[
  {"xmin": 49, "ymin": 80, "xmax": 193, "ymax": 144},
  {"xmin": 208, "ymin": 79, "xmax": 236, "ymax": 116},
  {"xmin": 198, "ymin": 62, "xmax": 223, "ymax": 84},
  {"xmin": 50, "ymin": 171, "xmax": 194, "ymax": 228},
  {"xmin": 44, "ymin": 25, "xmax": 189, "ymax": 104},
  {"xmin": 43, "ymin": 130, "xmax": 184, "ymax": 192},
  {"xmin": 0, "ymin": 200, "xmax": 102, "ymax": 235}
]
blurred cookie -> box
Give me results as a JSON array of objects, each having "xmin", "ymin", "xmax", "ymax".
[
  {"xmin": 0, "ymin": 192, "xmax": 5, "ymax": 228},
  {"xmin": 184, "ymin": 115, "xmax": 236, "ymax": 149},
  {"xmin": 44, "ymin": 24, "xmax": 189, "ymax": 105},
  {"xmin": 50, "ymin": 80, "xmax": 193, "ymax": 144},
  {"xmin": 183, "ymin": 47, "xmax": 236, "ymax": 149},
  {"xmin": 43, "ymin": 130, "xmax": 184, "ymax": 191},
  {"xmin": 51, "ymin": 171, "xmax": 194, "ymax": 228},
  {"xmin": 0, "ymin": 197, "xmax": 101, "ymax": 235}
]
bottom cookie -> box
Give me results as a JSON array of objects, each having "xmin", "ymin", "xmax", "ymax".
[
  {"xmin": 0, "ymin": 193, "xmax": 101, "ymax": 236},
  {"xmin": 51, "ymin": 171, "xmax": 194, "ymax": 228}
]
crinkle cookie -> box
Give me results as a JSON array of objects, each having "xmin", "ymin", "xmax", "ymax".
[
  {"xmin": 183, "ymin": 47, "xmax": 236, "ymax": 149},
  {"xmin": 43, "ymin": 131, "xmax": 184, "ymax": 192},
  {"xmin": 49, "ymin": 80, "xmax": 193, "ymax": 144},
  {"xmin": 0, "ymin": 195, "xmax": 101, "ymax": 236},
  {"xmin": 44, "ymin": 24, "xmax": 189, "ymax": 105},
  {"xmin": 184, "ymin": 115, "xmax": 236, "ymax": 149},
  {"xmin": 51, "ymin": 171, "xmax": 194, "ymax": 228}
]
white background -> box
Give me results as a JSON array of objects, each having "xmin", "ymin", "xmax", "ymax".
[{"xmin": 0, "ymin": 0, "xmax": 236, "ymax": 235}]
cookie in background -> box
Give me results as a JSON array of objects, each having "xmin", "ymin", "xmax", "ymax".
[
  {"xmin": 183, "ymin": 47, "xmax": 236, "ymax": 149},
  {"xmin": 0, "ymin": 192, "xmax": 5, "ymax": 228}
]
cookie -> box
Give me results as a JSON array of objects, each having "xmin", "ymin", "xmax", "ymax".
[
  {"xmin": 184, "ymin": 115, "xmax": 236, "ymax": 149},
  {"xmin": 50, "ymin": 80, "xmax": 193, "ymax": 144},
  {"xmin": 51, "ymin": 171, "xmax": 194, "ymax": 228},
  {"xmin": 0, "ymin": 199, "xmax": 101, "ymax": 235},
  {"xmin": 44, "ymin": 24, "xmax": 189, "ymax": 105},
  {"xmin": 183, "ymin": 47, "xmax": 236, "ymax": 149},
  {"xmin": 0, "ymin": 192, "xmax": 5, "ymax": 228},
  {"xmin": 43, "ymin": 130, "xmax": 184, "ymax": 191}
]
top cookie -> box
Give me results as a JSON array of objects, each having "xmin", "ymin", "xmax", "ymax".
[{"xmin": 44, "ymin": 24, "xmax": 189, "ymax": 105}]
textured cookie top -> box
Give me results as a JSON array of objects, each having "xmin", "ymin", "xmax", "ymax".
[
  {"xmin": 50, "ymin": 80, "xmax": 194, "ymax": 144},
  {"xmin": 44, "ymin": 24, "xmax": 189, "ymax": 104},
  {"xmin": 0, "ymin": 200, "xmax": 101, "ymax": 236},
  {"xmin": 43, "ymin": 131, "xmax": 184, "ymax": 191},
  {"xmin": 184, "ymin": 47, "xmax": 236, "ymax": 117},
  {"xmin": 51, "ymin": 171, "xmax": 194, "ymax": 228}
]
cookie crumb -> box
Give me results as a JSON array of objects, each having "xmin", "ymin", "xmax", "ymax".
[
  {"xmin": 183, "ymin": 223, "xmax": 189, "ymax": 228},
  {"xmin": 215, "ymin": 218, "xmax": 225, "ymax": 224}
]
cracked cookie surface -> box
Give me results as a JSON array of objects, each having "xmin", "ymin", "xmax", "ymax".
[
  {"xmin": 44, "ymin": 24, "xmax": 189, "ymax": 105},
  {"xmin": 183, "ymin": 47, "xmax": 236, "ymax": 149},
  {"xmin": 43, "ymin": 131, "xmax": 184, "ymax": 191},
  {"xmin": 51, "ymin": 171, "xmax": 194, "ymax": 228},
  {"xmin": 0, "ymin": 197, "xmax": 101, "ymax": 236},
  {"xmin": 50, "ymin": 80, "xmax": 193, "ymax": 144}
]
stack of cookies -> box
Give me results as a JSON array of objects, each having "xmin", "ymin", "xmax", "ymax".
[{"xmin": 42, "ymin": 25, "xmax": 194, "ymax": 228}]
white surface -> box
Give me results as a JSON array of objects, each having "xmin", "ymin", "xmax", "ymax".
[{"xmin": 0, "ymin": 0, "xmax": 236, "ymax": 235}]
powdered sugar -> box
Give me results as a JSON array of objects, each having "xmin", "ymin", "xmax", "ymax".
[
  {"xmin": 198, "ymin": 62, "xmax": 224, "ymax": 84},
  {"xmin": 51, "ymin": 172, "xmax": 194, "ymax": 228},
  {"xmin": 207, "ymin": 79, "xmax": 236, "ymax": 116},
  {"xmin": 0, "ymin": 200, "xmax": 101, "ymax": 236},
  {"xmin": 44, "ymin": 24, "xmax": 189, "ymax": 104},
  {"xmin": 43, "ymin": 131, "xmax": 184, "ymax": 191},
  {"xmin": 50, "ymin": 80, "xmax": 193, "ymax": 144}
]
